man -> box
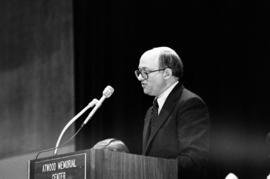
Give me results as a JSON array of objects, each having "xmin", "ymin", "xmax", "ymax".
[{"xmin": 135, "ymin": 47, "xmax": 210, "ymax": 178}]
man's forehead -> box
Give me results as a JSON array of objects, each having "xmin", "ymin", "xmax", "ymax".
[
  {"xmin": 141, "ymin": 49, "xmax": 160, "ymax": 58},
  {"xmin": 139, "ymin": 50, "xmax": 160, "ymax": 68}
]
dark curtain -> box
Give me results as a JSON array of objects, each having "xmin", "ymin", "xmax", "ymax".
[{"xmin": 73, "ymin": 0, "xmax": 270, "ymax": 178}]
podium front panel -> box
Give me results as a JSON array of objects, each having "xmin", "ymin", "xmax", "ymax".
[{"xmin": 29, "ymin": 149, "xmax": 177, "ymax": 179}]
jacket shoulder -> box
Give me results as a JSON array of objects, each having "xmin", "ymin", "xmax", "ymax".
[{"xmin": 180, "ymin": 87, "xmax": 207, "ymax": 105}]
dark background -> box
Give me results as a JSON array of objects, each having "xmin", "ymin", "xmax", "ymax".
[{"xmin": 73, "ymin": 0, "xmax": 270, "ymax": 178}]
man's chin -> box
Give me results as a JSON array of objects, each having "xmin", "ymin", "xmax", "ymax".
[
  {"xmin": 143, "ymin": 89, "xmax": 154, "ymax": 96},
  {"xmin": 143, "ymin": 88, "xmax": 150, "ymax": 95}
]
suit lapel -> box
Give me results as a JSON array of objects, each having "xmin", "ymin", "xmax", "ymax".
[
  {"xmin": 142, "ymin": 109, "xmax": 151, "ymax": 153},
  {"xmin": 144, "ymin": 83, "xmax": 183, "ymax": 154}
]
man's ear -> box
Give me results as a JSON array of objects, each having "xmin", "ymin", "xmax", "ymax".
[{"xmin": 163, "ymin": 68, "xmax": 172, "ymax": 79}]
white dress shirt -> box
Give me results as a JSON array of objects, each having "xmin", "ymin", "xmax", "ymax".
[{"xmin": 156, "ymin": 81, "xmax": 179, "ymax": 114}]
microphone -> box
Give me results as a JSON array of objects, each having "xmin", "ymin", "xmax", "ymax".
[
  {"xmin": 225, "ymin": 173, "xmax": 238, "ymax": 179},
  {"xmin": 82, "ymin": 85, "xmax": 114, "ymax": 125}
]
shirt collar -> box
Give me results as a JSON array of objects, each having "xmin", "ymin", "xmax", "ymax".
[{"xmin": 156, "ymin": 81, "xmax": 179, "ymax": 114}]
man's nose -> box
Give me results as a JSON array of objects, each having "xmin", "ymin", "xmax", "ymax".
[{"xmin": 137, "ymin": 74, "xmax": 144, "ymax": 81}]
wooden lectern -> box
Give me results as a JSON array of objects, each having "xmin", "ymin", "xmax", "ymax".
[{"xmin": 28, "ymin": 149, "xmax": 178, "ymax": 179}]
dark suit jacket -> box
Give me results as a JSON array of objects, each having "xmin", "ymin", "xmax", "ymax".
[{"xmin": 142, "ymin": 83, "xmax": 210, "ymax": 178}]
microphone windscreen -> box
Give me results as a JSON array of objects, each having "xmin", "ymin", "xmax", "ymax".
[
  {"xmin": 225, "ymin": 173, "xmax": 238, "ymax": 179},
  {"xmin": 103, "ymin": 86, "xmax": 114, "ymax": 98}
]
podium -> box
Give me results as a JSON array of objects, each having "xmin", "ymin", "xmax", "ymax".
[{"xmin": 28, "ymin": 149, "xmax": 178, "ymax": 179}]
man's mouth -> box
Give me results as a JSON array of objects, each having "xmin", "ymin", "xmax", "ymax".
[{"xmin": 141, "ymin": 83, "xmax": 146, "ymax": 88}]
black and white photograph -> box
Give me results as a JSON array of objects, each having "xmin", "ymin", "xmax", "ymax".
[{"xmin": 0, "ymin": 0, "xmax": 269, "ymax": 179}]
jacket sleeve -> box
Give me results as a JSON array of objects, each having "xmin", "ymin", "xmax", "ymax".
[{"xmin": 176, "ymin": 97, "xmax": 210, "ymax": 177}]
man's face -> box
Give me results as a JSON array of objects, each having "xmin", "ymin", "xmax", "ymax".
[{"xmin": 138, "ymin": 51, "xmax": 165, "ymax": 97}]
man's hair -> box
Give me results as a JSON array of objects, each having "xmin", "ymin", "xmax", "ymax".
[{"xmin": 154, "ymin": 47, "xmax": 183, "ymax": 80}]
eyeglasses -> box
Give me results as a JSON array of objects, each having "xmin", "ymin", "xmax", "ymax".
[{"xmin": 134, "ymin": 68, "xmax": 166, "ymax": 79}]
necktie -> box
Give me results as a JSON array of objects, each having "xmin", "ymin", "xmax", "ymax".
[
  {"xmin": 148, "ymin": 99, "xmax": 159, "ymax": 136},
  {"xmin": 151, "ymin": 99, "xmax": 159, "ymax": 122}
]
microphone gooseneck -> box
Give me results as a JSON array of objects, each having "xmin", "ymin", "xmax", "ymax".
[
  {"xmin": 53, "ymin": 85, "xmax": 114, "ymax": 156},
  {"xmin": 53, "ymin": 98, "xmax": 99, "ymax": 155}
]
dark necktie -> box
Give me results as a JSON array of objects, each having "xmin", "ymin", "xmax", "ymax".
[{"xmin": 148, "ymin": 99, "xmax": 159, "ymax": 136}]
